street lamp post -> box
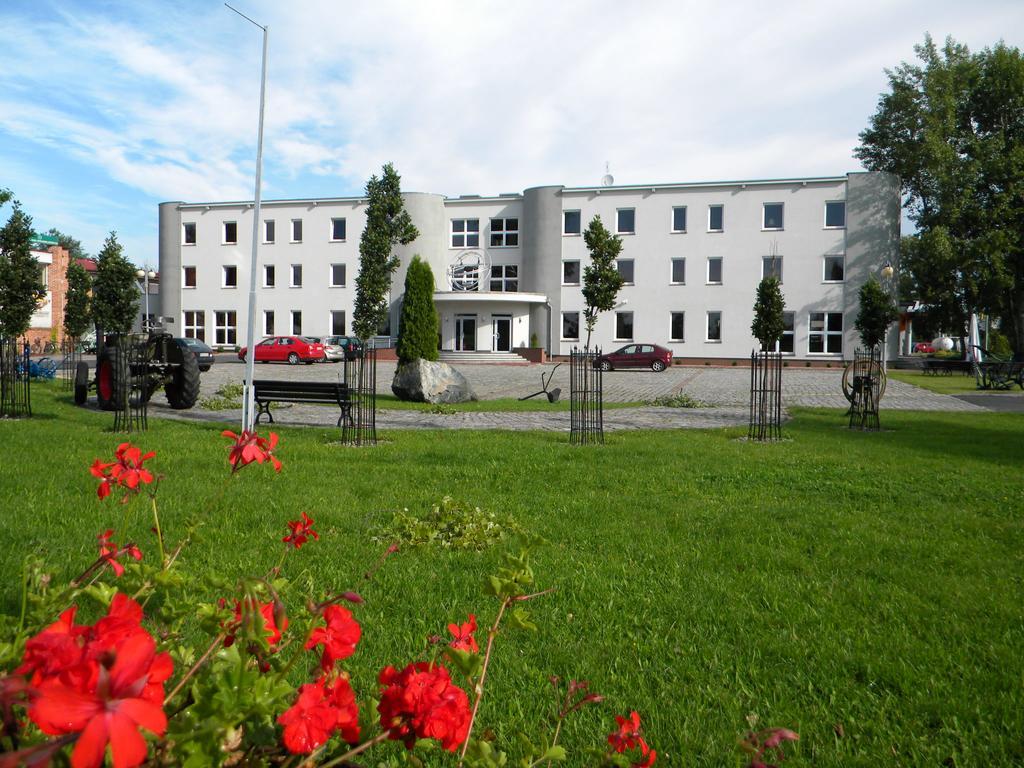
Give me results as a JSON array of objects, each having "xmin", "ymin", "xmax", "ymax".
[
  {"xmin": 226, "ymin": 2, "xmax": 268, "ymax": 433},
  {"xmin": 880, "ymin": 261, "xmax": 896, "ymax": 372},
  {"xmin": 136, "ymin": 268, "xmax": 156, "ymax": 332}
]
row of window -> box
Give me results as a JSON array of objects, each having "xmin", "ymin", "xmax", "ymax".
[
  {"xmin": 183, "ymin": 264, "xmax": 348, "ymax": 290},
  {"xmin": 560, "ymin": 310, "xmax": 844, "ymax": 352},
  {"xmin": 183, "ymin": 309, "xmax": 349, "ymax": 345},
  {"xmin": 563, "ymin": 201, "xmax": 846, "ymax": 236},
  {"xmin": 562, "ymin": 254, "xmax": 845, "ymax": 286},
  {"xmin": 183, "ymin": 218, "xmax": 348, "ymax": 247},
  {"xmin": 450, "ymin": 218, "xmax": 519, "ymax": 248}
]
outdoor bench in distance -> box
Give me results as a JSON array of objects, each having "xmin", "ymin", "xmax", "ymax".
[{"xmin": 247, "ymin": 379, "xmax": 352, "ymax": 426}]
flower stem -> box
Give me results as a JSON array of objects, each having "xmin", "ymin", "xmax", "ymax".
[
  {"xmin": 318, "ymin": 730, "xmax": 390, "ymax": 768},
  {"xmin": 164, "ymin": 632, "xmax": 226, "ymax": 705},
  {"xmin": 150, "ymin": 495, "xmax": 166, "ymax": 568},
  {"xmin": 457, "ymin": 596, "xmax": 511, "ymax": 768}
]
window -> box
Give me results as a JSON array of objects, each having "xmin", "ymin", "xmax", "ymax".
[
  {"xmin": 763, "ymin": 203, "xmax": 784, "ymax": 230},
  {"xmin": 330, "ymin": 264, "xmax": 346, "ymax": 287},
  {"xmin": 214, "ymin": 311, "xmax": 236, "ymax": 346},
  {"xmin": 780, "ymin": 312, "xmax": 795, "ymax": 353},
  {"xmin": 222, "ymin": 265, "xmax": 237, "ymax": 288},
  {"xmin": 291, "ymin": 264, "xmax": 303, "ymax": 287},
  {"xmin": 489, "ymin": 264, "xmax": 518, "ymax": 292},
  {"xmin": 671, "ymin": 258, "xmax": 686, "ymax": 284},
  {"xmin": 563, "ymin": 260, "xmax": 581, "ymax": 285},
  {"xmin": 671, "ymin": 206, "xmax": 687, "ymax": 233},
  {"xmin": 616, "ymin": 208, "xmax": 635, "ymax": 234},
  {"xmin": 562, "ymin": 312, "xmax": 580, "ymax": 340},
  {"xmin": 563, "ymin": 210, "xmax": 581, "ymax": 235},
  {"xmin": 762, "ymin": 256, "xmax": 783, "ymax": 281},
  {"xmin": 706, "ymin": 311, "xmax": 722, "ymax": 342},
  {"xmin": 263, "ymin": 264, "xmax": 275, "ymax": 287},
  {"xmin": 223, "ymin": 222, "xmax": 237, "ymax": 244},
  {"xmin": 264, "ymin": 310, "xmax": 275, "ymax": 335},
  {"xmin": 825, "ymin": 201, "xmax": 846, "ymax": 228},
  {"xmin": 707, "ymin": 257, "xmax": 723, "ymax": 284},
  {"xmin": 331, "ymin": 310, "xmax": 346, "ymax": 336},
  {"xmin": 670, "ymin": 312, "xmax": 685, "ymax": 342},
  {"xmin": 617, "ymin": 259, "xmax": 634, "ymax": 284},
  {"xmin": 451, "ymin": 219, "xmax": 480, "ymax": 248},
  {"xmin": 183, "ymin": 266, "xmax": 196, "ymax": 288},
  {"xmin": 183, "ymin": 311, "xmax": 205, "ymax": 341},
  {"xmin": 264, "ymin": 220, "xmax": 275, "ymax": 243},
  {"xmin": 490, "ymin": 218, "xmax": 519, "ymax": 247},
  {"xmin": 823, "ymin": 255, "xmax": 845, "ymax": 282},
  {"xmin": 292, "ymin": 311, "xmax": 302, "ymax": 336},
  {"xmin": 183, "ymin": 222, "xmax": 196, "ymax": 245},
  {"xmin": 809, "ymin": 312, "xmax": 843, "ymax": 353},
  {"xmin": 291, "ymin": 219, "xmax": 303, "ymax": 242},
  {"xmin": 330, "ymin": 218, "xmax": 346, "ymax": 241},
  {"xmin": 708, "ymin": 205, "xmax": 724, "ymax": 232},
  {"xmin": 615, "ymin": 311, "xmax": 634, "ymax": 340}
]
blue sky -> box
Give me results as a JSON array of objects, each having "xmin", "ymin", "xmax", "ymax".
[{"xmin": 1, "ymin": 0, "xmax": 1022, "ymax": 266}]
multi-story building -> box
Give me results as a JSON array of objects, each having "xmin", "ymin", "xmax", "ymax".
[
  {"xmin": 26, "ymin": 234, "xmax": 71, "ymax": 349},
  {"xmin": 157, "ymin": 171, "xmax": 900, "ymax": 361}
]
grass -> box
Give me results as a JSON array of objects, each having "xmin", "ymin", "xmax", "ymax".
[
  {"xmin": 888, "ymin": 369, "xmax": 987, "ymax": 395},
  {"xmin": 2, "ymin": 383, "xmax": 1023, "ymax": 766}
]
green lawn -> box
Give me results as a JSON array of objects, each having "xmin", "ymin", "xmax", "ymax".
[
  {"xmin": 889, "ymin": 368, "xmax": 991, "ymax": 395},
  {"xmin": 2, "ymin": 383, "xmax": 1023, "ymax": 766}
]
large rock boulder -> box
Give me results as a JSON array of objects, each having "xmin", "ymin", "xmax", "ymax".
[{"xmin": 391, "ymin": 359, "xmax": 477, "ymax": 404}]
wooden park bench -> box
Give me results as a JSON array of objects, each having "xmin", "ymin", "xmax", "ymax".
[
  {"xmin": 920, "ymin": 358, "xmax": 973, "ymax": 376},
  {"xmin": 970, "ymin": 347, "xmax": 1024, "ymax": 391},
  {"xmin": 249, "ymin": 379, "xmax": 352, "ymax": 426}
]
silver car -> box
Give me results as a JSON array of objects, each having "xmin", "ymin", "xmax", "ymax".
[{"xmin": 312, "ymin": 336, "xmax": 344, "ymax": 362}]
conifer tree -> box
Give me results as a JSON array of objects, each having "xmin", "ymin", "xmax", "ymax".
[
  {"xmin": 0, "ymin": 200, "xmax": 46, "ymax": 337},
  {"xmin": 396, "ymin": 256, "xmax": 439, "ymax": 365},
  {"xmin": 855, "ymin": 277, "xmax": 899, "ymax": 350},
  {"xmin": 751, "ymin": 276, "xmax": 786, "ymax": 350},
  {"xmin": 91, "ymin": 232, "xmax": 139, "ymax": 335},
  {"xmin": 64, "ymin": 258, "xmax": 92, "ymax": 339}
]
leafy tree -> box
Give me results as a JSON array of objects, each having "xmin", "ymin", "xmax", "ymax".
[
  {"xmin": 395, "ymin": 256, "xmax": 439, "ymax": 365},
  {"xmin": 45, "ymin": 228, "xmax": 87, "ymax": 260},
  {"xmin": 64, "ymin": 258, "xmax": 92, "ymax": 338},
  {"xmin": 855, "ymin": 277, "xmax": 899, "ymax": 350},
  {"xmin": 855, "ymin": 35, "xmax": 1024, "ymax": 356},
  {"xmin": 581, "ymin": 215, "xmax": 625, "ymax": 348},
  {"xmin": 353, "ymin": 163, "xmax": 418, "ymax": 342},
  {"xmin": 0, "ymin": 200, "xmax": 46, "ymax": 337},
  {"xmin": 751, "ymin": 276, "xmax": 785, "ymax": 350},
  {"xmin": 91, "ymin": 232, "xmax": 138, "ymax": 335}
]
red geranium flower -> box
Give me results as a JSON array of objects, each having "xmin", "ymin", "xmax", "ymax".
[
  {"xmin": 608, "ymin": 711, "xmax": 656, "ymax": 767},
  {"xmin": 224, "ymin": 599, "xmax": 287, "ymax": 649},
  {"xmin": 447, "ymin": 614, "xmax": 478, "ymax": 653},
  {"xmin": 222, "ymin": 430, "xmax": 282, "ymax": 473},
  {"xmin": 306, "ymin": 605, "xmax": 361, "ymax": 671},
  {"xmin": 377, "ymin": 662, "xmax": 471, "ymax": 752},
  {"xmin": 16, "ymin": 606, "xmax": 90, "ymax": 686},
  {"xmin": 282, "ymin": 512, "xmax": 318, "ymax": 549},
  {"xmin": 97, "ymin": 530, "xmax": 143, "ymax": 578},
  {"xmin": 277, "ymin": 674, "xmax": 360, "ymax": 754},
  {"xmin": 90, "ymin": 444, "xmax": 156, "ymax": 502}
]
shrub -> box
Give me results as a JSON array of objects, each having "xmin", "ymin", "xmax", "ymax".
[{"xmin": 396, "ymin": 255, "xmax": 439, "ymax": 365}]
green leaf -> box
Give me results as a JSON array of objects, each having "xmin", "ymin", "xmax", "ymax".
[
  {"xmin": 508, "ymin": 607, "xmax": 537, "ymax": 632},
  {"xmin": 539, "ymin": 745, "xmax": 567, "ymax": 762}
]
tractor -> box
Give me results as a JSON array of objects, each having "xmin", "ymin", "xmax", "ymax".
[{"xmin": 74, "ymin": 331, "xmax": 201, "ymax": 411}]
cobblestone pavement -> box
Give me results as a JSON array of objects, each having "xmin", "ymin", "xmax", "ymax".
[{"xmin": 145, "ymin": 355, "xmax": 986, "ymax": 431}]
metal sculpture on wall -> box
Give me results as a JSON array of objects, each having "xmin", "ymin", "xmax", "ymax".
[
  {"xmin": 748, "ymin": 350, "xmax": 783, "ymax": 441},
  {"xmin": 341, "ymin": 348, "xmax": 377, "ymax": 446},
  {"xmin": 843, "ymin": 348, "xmax": 886, "ymax": 431},
  {"xmin": 570, "ymin": 347, "xmax": 603, "ymax": 445},
  {"xmin": 0, "ymin": 337, "xmax": 31, "ymax": 418}
]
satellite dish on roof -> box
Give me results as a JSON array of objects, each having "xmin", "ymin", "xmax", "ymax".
[{"xmin": 601, "ymin": 161, "xmax": 614, "ymax": 187}]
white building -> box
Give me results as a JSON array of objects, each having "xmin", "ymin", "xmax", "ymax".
[{"xmin": 157, "ymin": 171, "xmax": 899, "ymax": 361}]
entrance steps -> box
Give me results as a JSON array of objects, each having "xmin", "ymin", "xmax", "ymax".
[{"xmin": 439, "ymin": 351, "xmax": 530, "ymax": 365}]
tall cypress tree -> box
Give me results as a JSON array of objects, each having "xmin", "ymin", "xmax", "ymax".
[
  {"xmin": 396, "ymin": 256, "xmax": 439, "ymax": 365},
  {"xmin": 92, "ymin": 232, "xmax": 139, "ymax": 335},
  {"xmin": 353, "ymin": 163, "xmax": 419, "ymax": 342},
  {"xmin": 0, "ymin": 201, "xmax": 46, "ymax": 337},
  {"xmin": 64, "ymin": 258, "xmax": 92, "ymax": 338},
  {"xmin": 751, "ymin": 277, "xmax": 786, "ymax": 350},
  {"xmin": 855, "ymin": 277, "xmax": 899, "ymax": 350},
  {"xmin": 581, "ymin": 215, "xmax": 625, "ymax": 348}
]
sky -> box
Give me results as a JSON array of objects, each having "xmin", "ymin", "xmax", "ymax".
[{"xmin": 1, "ymin": 0, "xmax": 1022, "ymax": 266}]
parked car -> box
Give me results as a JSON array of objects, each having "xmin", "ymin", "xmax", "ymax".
[
  {"xmin": 913, "ymin": 342, "xmax": 935, "ymax": 354},
  {"xmin": 593, "ymin": 344, "xmax": 673, "ymax": 372},
  {"xmin": 175, "ymin": 337, "xmax": 215, "ymax": 371},
  {"xmin": 323, "ymin": 335, "xmax": 363, "ymax": 361},
  {"xmin": 238, "ymin": 336, "xmax": 326, "ymax": 365}
]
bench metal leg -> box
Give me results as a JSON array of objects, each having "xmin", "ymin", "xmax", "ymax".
[{"xmin": 255, "ymin": 401, "xmax": 274, "ymax": 425}]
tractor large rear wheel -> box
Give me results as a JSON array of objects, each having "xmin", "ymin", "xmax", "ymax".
[
  {"xmin": 164, "ymin": 343, "xmax": 201, "ymax": 409},
  {"xmin": 95, "ymin": 346, "xmax": 127, "ymax": 411}
]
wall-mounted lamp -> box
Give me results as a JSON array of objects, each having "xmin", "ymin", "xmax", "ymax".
[{"xmin": 881, "ymin": 261, "xmax": 895, "ymax": 280}]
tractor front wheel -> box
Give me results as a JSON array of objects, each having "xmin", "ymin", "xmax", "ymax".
[{"xmin": 164, "ymin": 345, "xmax": 201, "ymax": 409}]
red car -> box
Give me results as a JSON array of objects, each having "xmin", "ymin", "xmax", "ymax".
[
  {"xmin": 238, "ymin": 336, "xmax": 325, "ymax": 365},
  {"xmin": 913, "ymin": 342, "xmax": 936, "ymax": 354},
  {"xmin": 594, "ymin": 344, "xmax": 673, "ymax": 372}
]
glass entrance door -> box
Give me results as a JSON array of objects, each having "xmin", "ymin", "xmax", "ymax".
[
  {"xmin": 455, "ymin": 315, "xmax": 476, "ymax": 351},
  {"xmin": 493, "ymin": 316, "xmax": 512, "ymax": 352}
]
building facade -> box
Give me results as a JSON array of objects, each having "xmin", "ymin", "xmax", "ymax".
[
  {"xmin": 157, "ymin": 171, "xmax": 900, "ymax": 361},
  {"xmin": 26, "ymin": 235, "xmax": 71, "ymax": 349}
]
